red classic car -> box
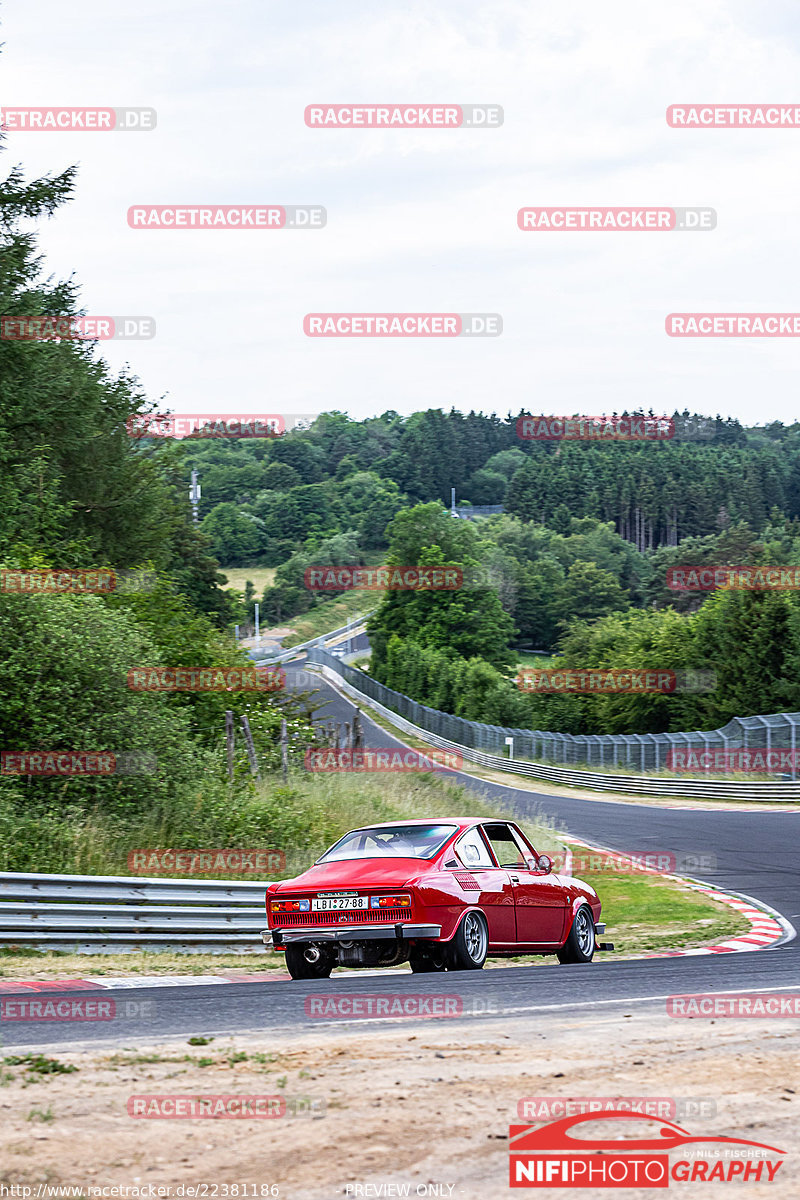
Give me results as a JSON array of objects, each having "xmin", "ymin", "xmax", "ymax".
[{"xmin": 261, "ymin": 817, "xmax": 612, "ymax": 978}]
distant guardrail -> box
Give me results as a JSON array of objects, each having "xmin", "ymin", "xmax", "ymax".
[
  {"xmin": 249, "ymin": 611, "xmax": 373, "ymax": 666},
  {"xmin": 0, "ymin": 872, "xmax": 268, "ymax": 954},
  {"xmin": 309, "ymin": 653, "xmax": 800, "ymax": 802}
]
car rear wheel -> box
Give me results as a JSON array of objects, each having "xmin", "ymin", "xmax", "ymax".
[
  {"xmin": 557, "ymin": 905, "xmax": 596, "ymax": 964},
  {"xmin": 448, "ymin": 911, "xmax": 488, "ymax": 970},
  {"xmin": 285, "ymin": 944, "xmax": 334, "ymax": 979},
  {"xmin": 409, "ymin": 945, "xmax": 449, "ymax": 973}
]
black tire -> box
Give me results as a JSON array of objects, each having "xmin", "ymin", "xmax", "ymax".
[
  {"xmin": 557, "ymin": 905, "xmax": 596, "ymax": 964},
  {"xmin": 448, "ymin": 911, "xmax": 488, "ymax": 971},
  {"xmin": 409, "ymin": 945, "xmax": 449, "ymax": 973},
  {"xmin": 285, "ymin": 944, "xmax": 334, "ymax": 980}
]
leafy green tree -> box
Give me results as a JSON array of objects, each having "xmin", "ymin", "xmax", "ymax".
[
  {"xmin": 484, "ymin": 448, "xmax": 527, "ymax": 479},
  {"xmin": 262, "ymin": 461, "xmax": 301, "ymax": 491},
  {"xmin": 561, "ymin": 561, "xmax": 629, "ymax": 624},
  {"xmin": 368, "ymin": 504, "xmax": 515, "ymax": 674},
  {"xmin": 0, "ymin": 594, "xmax": 200, "ymax": 810},
  {"xmin": 200, "ymin": 503, "xmax": 264, "ymax": 564},
  {"xmin": 466, "ymin": 469, "xmax": 507, "ymax": 505}
]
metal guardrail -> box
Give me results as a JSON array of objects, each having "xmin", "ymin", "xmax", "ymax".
[
  {"xmin": 249, "ymin": 611, "xmax": 373, "ymax": 665},
  {"xmin": 0, "ymin": 871, "xmax": 268, "ymax": 954},
  {"xmin": 309, "ymin": 650, "xmax": 800, "ymax": 777},
  {"xmin": 310, "ymin": 656, "xmax": 800, "ymax": 801}
]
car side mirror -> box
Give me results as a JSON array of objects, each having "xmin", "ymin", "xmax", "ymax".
[{"xmin": 535, "ymin": 854, "xmax": 553, "ymax": 874}]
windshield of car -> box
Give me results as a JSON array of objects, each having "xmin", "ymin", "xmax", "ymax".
[{"xmin": 317, "ymin": 824, "xmax": 457, "ymax": 862}]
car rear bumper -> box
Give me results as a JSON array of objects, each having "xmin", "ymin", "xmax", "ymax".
[{"xmin": 262, "ymin": 923, "xmax": 442, "ymax": 947}]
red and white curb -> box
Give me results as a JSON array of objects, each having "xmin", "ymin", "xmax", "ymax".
[
  {"xmin": 564, "ymin": 835, "xmax": 792, "ymax": 958},
  {"xmin": 0, "ymin": 971, "xmax": 290, "ymax": 994}
]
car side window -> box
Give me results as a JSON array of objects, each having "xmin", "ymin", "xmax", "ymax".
[
  {"xmin": 454, "ymin": 828, "xmax": 494, "ymax": 869},
  {"xmin": 483, "ymin": 824, "xmax": 527, "ymax": 868}
]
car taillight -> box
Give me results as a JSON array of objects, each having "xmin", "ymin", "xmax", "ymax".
[
  {"xmin": 271, "ymin": 899, "xmax": 310, "ymax": 913},
  {"xmin": 370, "ymin": 895, "xmax": 411, "ymax": 908}
]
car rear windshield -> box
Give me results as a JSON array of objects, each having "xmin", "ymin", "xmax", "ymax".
[{"xmin": 317, "ymin": 824, "xmax": 457, "ymax": 862}]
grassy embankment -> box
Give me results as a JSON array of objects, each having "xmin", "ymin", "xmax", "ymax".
[{"xmin": 281, "ymin": 594, "xmax": 375, "ymax": 647}]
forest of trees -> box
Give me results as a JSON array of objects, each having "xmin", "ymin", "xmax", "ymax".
[
  {"xmin": 0, "ymin": 145, "xmax": 313, "ymax": 847},
  {"xmin": 183, "ymin": 408, "xmax": 799, "ymax": 571},
  {"xmin": 365, "ymin": 504, "xmax": 800, "ymax": 737}
]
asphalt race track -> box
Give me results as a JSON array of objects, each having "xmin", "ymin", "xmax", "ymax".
[{"xmin": 5, "ymin": 657, "xmax": 800, "ymax": 1049}]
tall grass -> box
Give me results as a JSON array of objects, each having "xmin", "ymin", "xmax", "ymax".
[{"xmin": 0, "ymin": 771, "xmax": 564, "ymax": 878}]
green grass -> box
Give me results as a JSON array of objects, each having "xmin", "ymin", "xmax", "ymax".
[
  {"xmin": 515, "ymin": 651, "xmax": 562, "ymax": 669},
  {"xmin": 568, "ymin": 848, "xmax": 748, "ymax": 953},
  {"xmin": 4, "ymin": 1055, "xmax": 77, "ymax": 1076},
  {"xmin": 281, "ymin": 594, "xmax": 376, "ymax": 647},
  {"xmin": 0, "ymin": 766, "xmax": 560, "ymax": 882},
  {"xmin": 218, "ymin": 567, "xmax": 277, "ymax": 596}
]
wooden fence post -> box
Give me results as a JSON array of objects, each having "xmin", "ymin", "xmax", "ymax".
[
  {"xmin": 225, "ymin": 710, "xmax": 235, "ymax": 782},
  {"xmin": 281, "ymin": 718, "xmax": 289, "ymax": 784},
  {"xmin": 240, "ymin": 715, "xmax": 260, "ymax": 778}
]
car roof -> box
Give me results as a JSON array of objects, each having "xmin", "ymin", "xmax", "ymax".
[{"xmin": 347, "ymin": 818, "xmax": 507, "ymax": 831}]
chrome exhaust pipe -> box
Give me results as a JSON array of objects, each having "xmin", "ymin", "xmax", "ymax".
[{"xmin": 303, "ymin": 946, "xmax": 321, "ymax": 964}]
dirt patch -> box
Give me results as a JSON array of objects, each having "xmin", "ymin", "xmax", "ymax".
[{"xmin": 0, "ymin": 1006, "xmax": 796, "ymax": 1197}]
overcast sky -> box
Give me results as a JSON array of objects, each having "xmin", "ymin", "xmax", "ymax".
[{"xmin": 3, "ymin": 0, "xmax": 800, "ymax": 426}]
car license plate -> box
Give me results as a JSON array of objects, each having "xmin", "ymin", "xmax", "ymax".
[{"xmin": 311, "ymin": 896, "xmax": 367, "ymax": 911}]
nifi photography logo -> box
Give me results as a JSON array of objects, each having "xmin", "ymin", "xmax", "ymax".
[{"xmin": 508, "ymin": 1112, "xmax": 785, "ymax": 1188}]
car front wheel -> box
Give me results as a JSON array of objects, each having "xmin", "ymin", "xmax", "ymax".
[
  {"xmin": 557, "ymin": 905, "xmax": 596, "ymax": 964},
  {"xmin": 285, "ymin": 944, "xmax": 334, "ymax": 979},
  {"xmin": 448, "ymin": 911, "xmax": 488, "ymax": 970}
]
